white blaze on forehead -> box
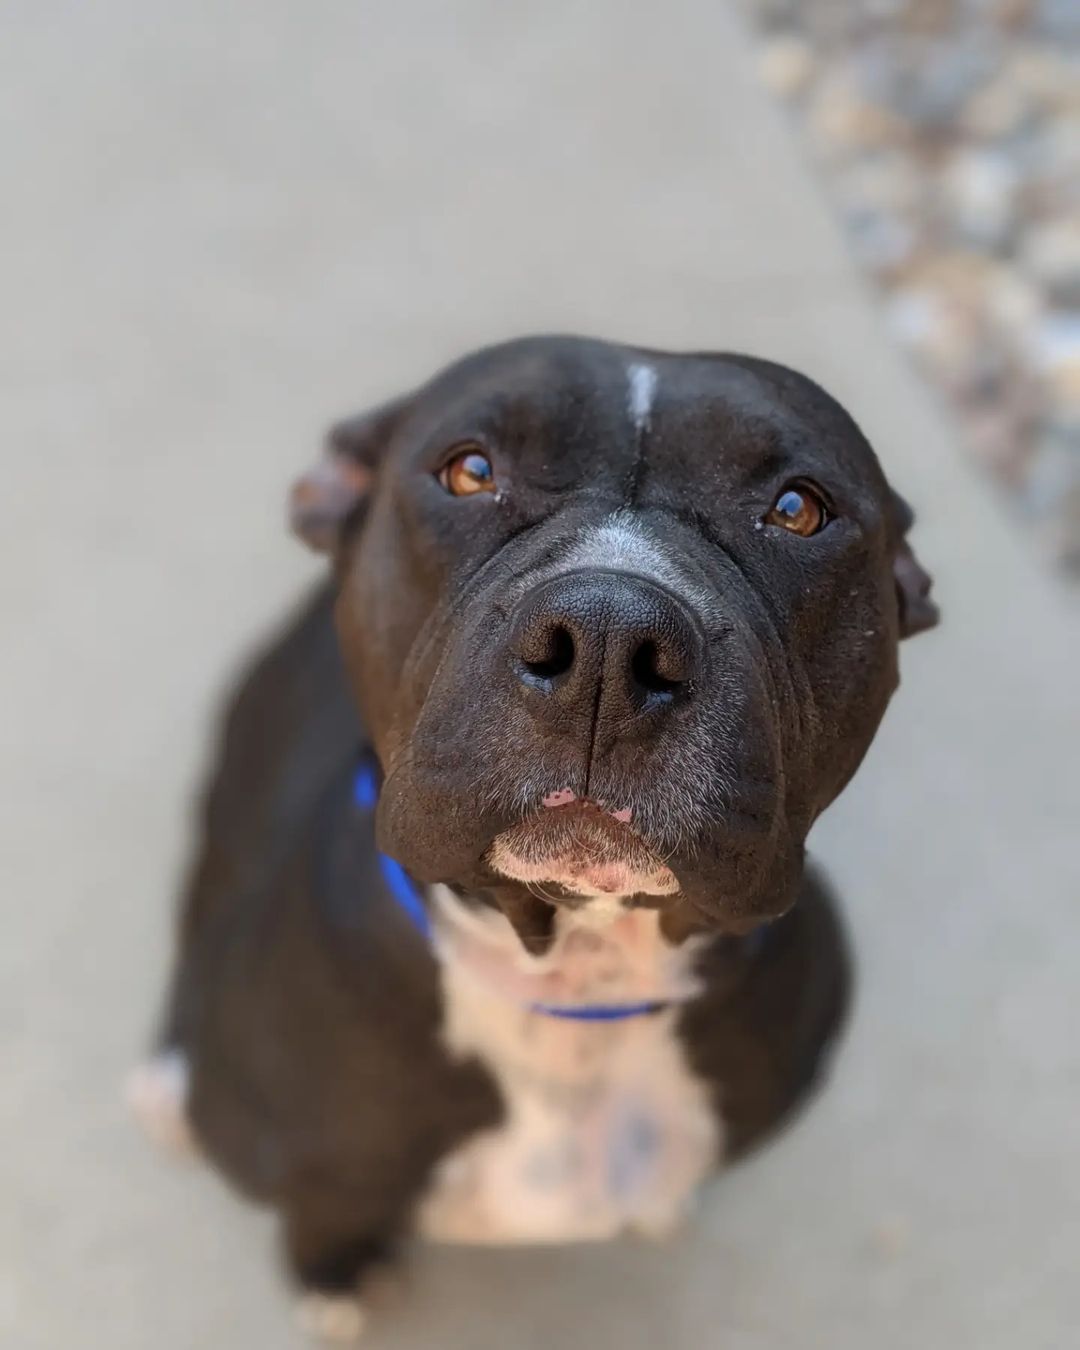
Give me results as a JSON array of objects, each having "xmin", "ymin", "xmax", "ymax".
[{"xmin": 627, "ymin": 362, "xmax": 658, "ymax": 433}]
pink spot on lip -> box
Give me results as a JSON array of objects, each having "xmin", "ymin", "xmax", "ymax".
[
  {"xmin": 610, "ymin": 807, "xmax": 633, "ymax": 823},
  {"xmin": 542, "ymin": 788, "xmax": 577, "ymax": 808}
]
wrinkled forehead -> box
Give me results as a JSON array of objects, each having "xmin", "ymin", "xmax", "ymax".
[
  {"xmin": 403, "ymin": 339, "xmax": 635, "ymax": 451},
  {"xmin": 399, "ymin": 338, "xmax": 885, "ymax": 495}
]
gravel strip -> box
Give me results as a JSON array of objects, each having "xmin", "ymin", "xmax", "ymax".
[{"xmin": 749, "ymin": 0, "xmax": 1079, "ymax": 571}]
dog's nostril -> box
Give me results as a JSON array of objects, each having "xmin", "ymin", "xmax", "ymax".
[
  {"xmin": 520, "ymin": 624, "xmax": 576, "ymax": 684},
  {"xmin": 511, "ymin": 575, "xmax": 701, "ymax": 716},
  {"xmin": 630, "ymin": 639, "xmax": 685, "ymax": 701}
]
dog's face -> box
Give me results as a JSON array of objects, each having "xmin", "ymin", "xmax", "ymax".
[{"xmin": 293, "ymin": 337, "xmax": 936, "ymax": 949}]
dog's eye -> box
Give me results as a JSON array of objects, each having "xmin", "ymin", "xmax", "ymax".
[
  {"xmin": 765, "ymin": 482, "xmax": 829, "ymax": 537},
  {"xmin": 438, "ymin": 446, "xmax": 496, "ymax": 497}
]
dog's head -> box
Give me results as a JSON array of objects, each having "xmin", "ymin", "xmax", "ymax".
[{"xmin": 292, "ymin": 337, "xmax": 937, "ymax": 949}]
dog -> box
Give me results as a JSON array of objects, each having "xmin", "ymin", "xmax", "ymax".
[{"xmin": 131, "ymin": 335, "xmax": 937, "ymax": 1340}]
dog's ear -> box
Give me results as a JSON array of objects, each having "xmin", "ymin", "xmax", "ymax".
[
  {"xmin": 890, "ymin": 490, "xmax": 939, "ymax": 638},
  {"xmin": 289, "ymin": 396, "xmax": 408, "ymax": 553}
]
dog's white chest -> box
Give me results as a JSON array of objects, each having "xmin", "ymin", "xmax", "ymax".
[{"xmin": 416, "ymin": 893, "xmax": 721, "ymax": 1245}]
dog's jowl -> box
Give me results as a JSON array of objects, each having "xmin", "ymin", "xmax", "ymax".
[{"xmin": 133, "ymin": 336, "xmax": 937, "ymax": 1336}]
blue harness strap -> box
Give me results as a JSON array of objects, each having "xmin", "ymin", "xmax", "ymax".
[
  {"xmin": 352, "ymin": 760, "xmax": 670, "ymax": 1022},
  {"xmin": 528, "ymin": 998, "xmax": 668, "ymax": 1021},
  {"xmin": 353, "ymin": 761, "xmax": 433, "ymax": 941}
]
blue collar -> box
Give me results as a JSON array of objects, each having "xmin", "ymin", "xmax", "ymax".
[{"xmin": 353, "ymin": 760, "xmax": 670, "ymax": 1022}]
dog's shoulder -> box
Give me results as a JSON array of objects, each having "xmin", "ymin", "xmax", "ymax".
[
  {"xmin": 203, "ymin": 583, "xmax": 359, "ymax": 857},
  {"xmin": 175, "ymin": 584, "xmax": 359, "ymax": 945},
  {"xmin": 678, "ymin": 865, "xmax": 852, "ymax": 1159}
]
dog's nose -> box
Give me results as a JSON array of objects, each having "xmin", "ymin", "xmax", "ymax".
[{"xmin": 510, "ymin": 571, "xmax": 701, "ymax": 723}]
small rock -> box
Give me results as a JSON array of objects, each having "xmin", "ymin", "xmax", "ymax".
[
  {"xmin": 846, "ymin": 207, "xmax": 919, "ymax": 275},
  {"xmin": 857, "ymin": 32, "xmax": 1002, "ymax": 129},
  {"xmin": 1021, "ymin": 219, "xmax": 1080, "ymax": 307},
  {"xmin": 940, "ymin": 148, "xmax": 1019, "ymax": 250},
  {"xmin": 884, "ymin": 279, "xmax": 985, "ymax": 395},
  {"xmin": 984, "ymin": 263, "xmax": 1043, "ymax": 336},
  {"xmin": 1023, "ymin": 427, "xmax": 1080, "ymax": 517},
  {"xmin": 1032, "ymin": 0, "xmax": 1080, "ymax": 44},
  {"xmin": 1031, "ymin": 116, "xmax": 1080, "ymax": 209},
  {"xmin": 1013, "ymin": 124, "xmax": 1080, "ymax": 218},
  {"xmin": 902, "ymin": 251, "xmax": 1002, "ymax": 313},
  {"xmin": 759, "ymin": 35, "xmax": 817, "ymax": 100},
  {"xmin": 1031, "ymin": 312, "xmax": 1080, "ymax": 428},
  {"xmin": 960, "ymin": 340, "xmax": 1014, "ymax": 408},
  {"xmin": 833, "ymin": 151, "xmax": 926, "ymax": 218},
  {"xmin": 1011, "ymin": 45, "xmax": 1080, "ymax": 116},
  {"xmin": 966, "ymin": 399, "xmax": 1034, "ymax": 475},
  {"xmin": 884, "ymin": 287, "xmax": 940, "ymax": 349},
  {"xmin": 835, "ymin": 147, "xmax": 927, "ymax": 274},
  {"xmin": 994, "ymin": 0, "xmax": 1037, "ymax": 28},
  {"xmin": 960, "ymin": 63, "xmax": 1034, "ymax": 139},
  {"xmin": 811, "ymin": 87, "xmax": 903, "ymax": 159}
]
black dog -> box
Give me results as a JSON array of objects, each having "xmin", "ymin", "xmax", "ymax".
[{"xmin": 132, "ymin": 336, "xmax": 936, "ymax": 1340}]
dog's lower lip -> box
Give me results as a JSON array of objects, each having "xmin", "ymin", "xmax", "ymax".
[{"xmin": 482, "ymin": 799, "xmax": 681, "ymax": 899}]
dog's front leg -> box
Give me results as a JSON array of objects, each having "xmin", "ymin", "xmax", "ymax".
[{"xmin": 284, "ymin": 1190, "xmax": 406, "ymax": 1343}]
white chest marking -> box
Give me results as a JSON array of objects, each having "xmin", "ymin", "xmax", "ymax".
[
  {"xmin": 627, "ymin": 362, "xmax": 658, "ymax": 434},
  {"xmin": 417, "ymin": 890, "xmax": 721, "ymax": 1246}
]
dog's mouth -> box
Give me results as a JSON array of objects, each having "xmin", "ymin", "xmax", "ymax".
[{"xmin": 483, "ymin": 795, "xmax": 679, "ymax": 900}]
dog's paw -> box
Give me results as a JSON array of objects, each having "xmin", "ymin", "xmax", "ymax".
[
  {"xmin": 628, "ymin": 1209, "xmax": 683, "ymax": 1242},
  {"xmin": 125, "ymin": 1049, "xmax": 197, "ymax": 1157},
  {"xmin": 294, "ymin": 1293, "xmax": 367, "ymax": 1343},
  {"xmin": 628, "ymin": 1187, "xmax": 702, "ymax": 1242}
]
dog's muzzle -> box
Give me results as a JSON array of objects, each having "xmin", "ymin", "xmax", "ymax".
[{"xmin": 481, "ymin": 569, "xmax": 704, "ymax": 899}]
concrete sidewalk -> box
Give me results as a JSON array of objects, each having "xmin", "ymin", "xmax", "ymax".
[{"xmin": 2, "ymin": 3, "xmax": 1077, "ymax": 1347}]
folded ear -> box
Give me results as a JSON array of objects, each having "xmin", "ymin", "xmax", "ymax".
[
  {"xmin": 890, "ymin": 490, "xmax": 939, "ymax": 638},
  {"xmin": 289, "ymin": 395, "xmax": 408, "ymax": 553}
]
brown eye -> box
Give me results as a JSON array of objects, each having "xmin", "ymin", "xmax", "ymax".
[
  {"xmin": 438, "ymin": 446, "xmax": 496, "ymax": 497},
  {"xmin": 765, "ymin": 482, "xmax": 828, "ymax": 537}
]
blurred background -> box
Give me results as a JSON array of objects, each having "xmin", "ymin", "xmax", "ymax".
[
  {"xmin": 753, "ymin": 0, "xmax": 1080, "ymax": 569},
  {"xmin": 1, "ymin": 3, "xmax": 1077, "ymax": 1348}
]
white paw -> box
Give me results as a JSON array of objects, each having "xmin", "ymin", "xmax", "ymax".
[
  {"xmin": 125, "ymin": 1050, "xmax": 197, "ymax": 1157},
  {"xmin": 358, "ymin": 1262, "xmax": 406, "ymax": 1312},
  {"xmin": 629, "ymin": 1189, "xmax": 700, "ymax": 1242},
  {"xmin": 629, "ymin": 1210, "xmax": 683, "ymax": 1242},
  {"xmin": 295, "ymin": 1293, "xmax": 367, "ymax": 1343}
]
